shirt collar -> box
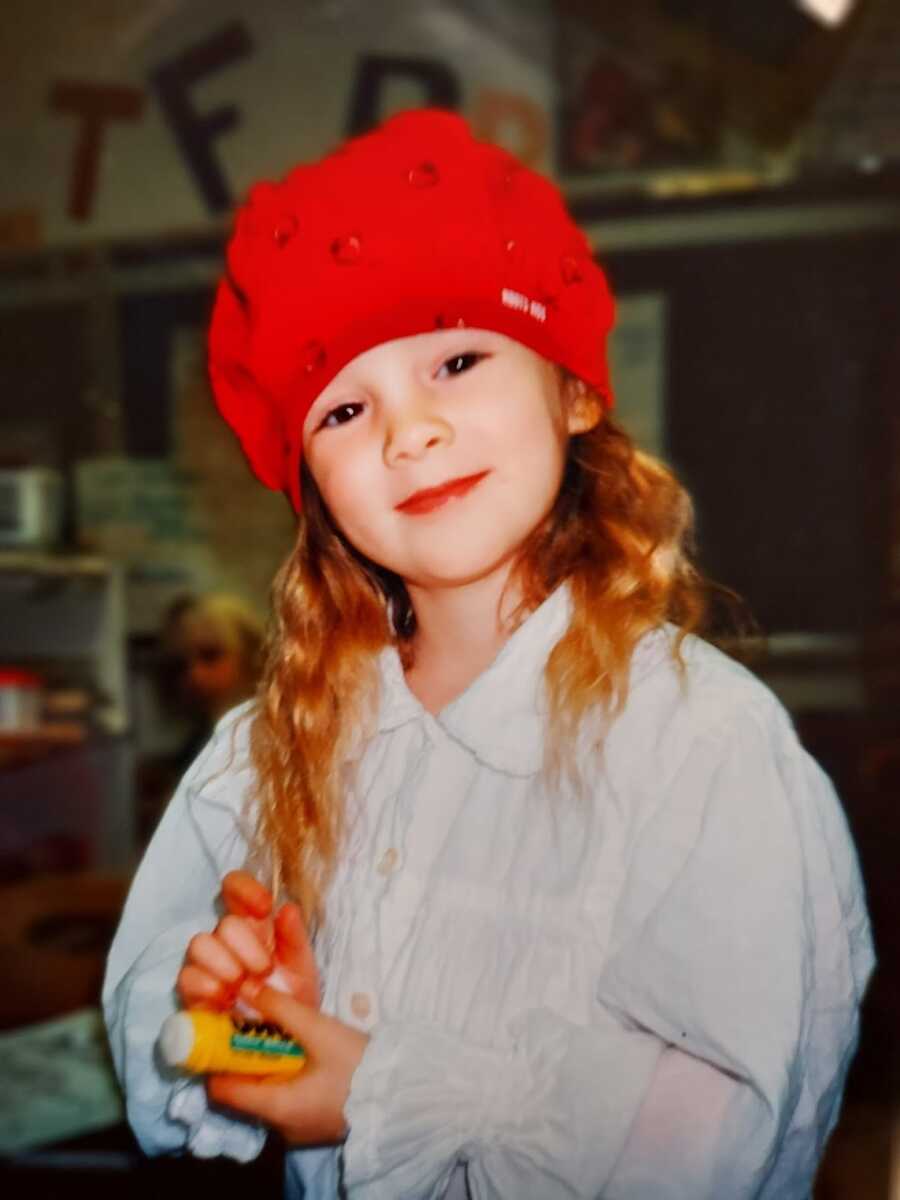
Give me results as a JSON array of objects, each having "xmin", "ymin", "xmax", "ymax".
[{"xmin": 375, "ymin": 585, "xmax": 676, "ymax": 777}]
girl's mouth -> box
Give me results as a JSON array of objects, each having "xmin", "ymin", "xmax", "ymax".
[{"xmin": 395, "ymin": 471, "xmax": 490, "ymax": 515}]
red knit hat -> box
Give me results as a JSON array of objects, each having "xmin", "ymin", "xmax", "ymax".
[{"xmin": 209, "ymin": 108, "xmax": 615, "ymax": 511}]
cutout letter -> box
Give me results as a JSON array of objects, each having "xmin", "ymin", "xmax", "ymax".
[
  {"xmin": 150, "ymin": 22, "xmax": 253, "ymax": 213},
  {"xmin": 346, "ymin": 55, "xmax": 461, "ymax": 136},
  {"xmin": 50, "ymin": 82, "xmax": 144, "ymax": 221}
]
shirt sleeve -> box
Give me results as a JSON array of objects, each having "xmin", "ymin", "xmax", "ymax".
[
  {"xmin": 102, "ymin": 708, "xmax": 267, "ymax": 1162},
  {"xmin": 341, "ymin": 698, "xmax": 873, "ymax": 1199}
]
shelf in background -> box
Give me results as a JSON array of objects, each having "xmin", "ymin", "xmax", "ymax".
[
  {"xmin": 0, "ymin": 551, "xmax": 111, "ymax": 579},
  {"xmin": 0, "ymin": 551, "xmax": 128, "ymax": 736},
  {"xmin": 0, "ymin": 724, "xmax": 87, "ymax": 771}
]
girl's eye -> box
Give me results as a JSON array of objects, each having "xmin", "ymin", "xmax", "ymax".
[
  {"xmin": 320, "ymin": 401, "xmax": 364, "ymax": 429},
  {"xmin": 437, "ymin": 352, "xmax": 484, "ymax": 379}
]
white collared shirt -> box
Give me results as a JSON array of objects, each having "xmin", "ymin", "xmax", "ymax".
[{"xmin": 104, "ymin": 586, "xmax": 873, "ymax": 1198}]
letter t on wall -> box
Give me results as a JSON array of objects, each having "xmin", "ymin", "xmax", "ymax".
[{"xmin": 49, "ymin": 82, "xmax": 145, "ymax": 221}]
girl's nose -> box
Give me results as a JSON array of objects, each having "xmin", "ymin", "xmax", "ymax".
[{"xmin": 382, "ymin": 395, "xmax": 454, "ymax": 466}]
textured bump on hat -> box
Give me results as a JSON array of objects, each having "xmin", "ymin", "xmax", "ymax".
[{"xmin": 209, "ymin": 108, "xmax": 616, "ymax": 511}]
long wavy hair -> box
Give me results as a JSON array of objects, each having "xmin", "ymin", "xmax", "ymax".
[{"xmin": 248, "ymin": 372, "xmax": 735, "ymax": 926}]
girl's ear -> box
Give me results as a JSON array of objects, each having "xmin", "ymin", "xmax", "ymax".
[{"xmin": 565, "ymin": 378, "xmax": 603, "ymax": 436}]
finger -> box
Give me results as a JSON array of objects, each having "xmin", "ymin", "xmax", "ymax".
[
  {"xmin": 207, "ymin": 1071, "xmax": 296, "ymax": 1127},
  {"xmin": 177, "ymin": 963, "xmax": 235, "ymax": 1008},
  {"xmin": 185, "ymin": 932, "xmax": 244, "ymax": 985},
  {"xmin": 274, "ymin": 904, "xmax": 320, "ymax": 1005},
  {"xmin": 217, "ymin": 914, "xmax": 273, "ymax": 975},
  {"xmin": 222, "ymin": 871, "xmax": 273, "ymax": 920},
  {"xmin": 246, "ymin": 985, "xmax": 347, "ymax": 1058}
]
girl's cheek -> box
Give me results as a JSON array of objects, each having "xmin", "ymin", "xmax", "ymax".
[{"xmin": 307, "ymin": 452, "xmax": 343, "ymax": 502}]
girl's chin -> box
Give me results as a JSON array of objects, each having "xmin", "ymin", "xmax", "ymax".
[
  {"xmin": 356, "ymin": 533, "xmax": 524, "ymax": 588},
  {"xmin": 397, "ymin": 556, "xmax": 517, "ymax": 592}
]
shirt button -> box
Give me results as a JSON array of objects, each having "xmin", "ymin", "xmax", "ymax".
[
  {"xmin": 377, "ymin": 847, "xmax": 400, "ymax": 876},
  {"xmin": 350, "ymin": 991, "xmax": 372, "ymax": 1020}
]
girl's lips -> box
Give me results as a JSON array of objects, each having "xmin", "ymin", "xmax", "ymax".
[{"xmin": 395, "ymin": 471, "xmax": 489, "ymax": 515}]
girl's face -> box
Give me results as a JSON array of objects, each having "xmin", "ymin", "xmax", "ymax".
[{"xmin": 301, "ymin": 329, "xmax": 599, "ymax": 592}]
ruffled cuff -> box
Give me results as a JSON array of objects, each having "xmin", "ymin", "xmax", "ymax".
[
  {"xmin": 342, "ymin": 1022, "xmax": 505, "ymax": 1198},
  {"xmin": 343, "ymin": 1011, "xmax": 663, "ymax": 1200},
  {"xmin": 168, "ymin": 1077, "xmax": 268, "ymax": 1162}
]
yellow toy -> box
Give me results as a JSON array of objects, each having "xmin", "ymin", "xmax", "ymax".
[{"xmin": 159, "ymin": 1009, "xmax": 306, "ymax": 1076}]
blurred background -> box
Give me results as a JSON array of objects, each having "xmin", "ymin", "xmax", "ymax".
[{"xmin": 0, "ymin": 0, "xmax": 898, "ymax": 1194}]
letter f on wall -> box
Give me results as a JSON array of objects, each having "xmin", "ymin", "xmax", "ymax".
[{"xmin": 150, "ymin": 22, "xmax": 254, "ymax": 214}]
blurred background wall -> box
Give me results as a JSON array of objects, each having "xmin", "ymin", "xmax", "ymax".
[{"xmin": 0, "ymin": 0, "xmax": 898, "ymax": 1194}]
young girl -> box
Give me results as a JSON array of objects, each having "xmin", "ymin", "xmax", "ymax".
[{"xmin": 104, "ymin": 109, "xmax": 874, "ymax": 1199}]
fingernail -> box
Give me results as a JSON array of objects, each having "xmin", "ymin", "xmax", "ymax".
[
  {"xmin": 265, "ymin": 965, "xmax": 291, "ymax": 993},
  {"xmin": 233, "ymin": 980, "xmax": 263, "ymax": 1021}
]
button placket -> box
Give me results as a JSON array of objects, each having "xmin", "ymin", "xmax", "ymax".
[
  {"xmin": 327, "ymin": 826, "xmax": 380, "ymax": 1032},
  {"xmin": 371, "ymin": 727, "xmax": 426, "ymax": 959},
  {"xmin": 375, "ymin": 722, "xmax": 475, "ymax": 995},
  {"xmin": 403, "ymin": 716, "xmax": 474, "ymax": 864},
  {"xmin": 337, "ymin": 726, "xmax": 427, "ymax": 1033},
  {"xmin": 372, "ymin": 722, "xmax": 427, "ymax": 890}
]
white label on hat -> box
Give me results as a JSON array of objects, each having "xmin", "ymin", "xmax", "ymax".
[{"xmin": 501, "ymin": 288, "xmax": 546, "ymax": 323}]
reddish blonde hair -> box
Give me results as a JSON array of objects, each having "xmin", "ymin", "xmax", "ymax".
[{"xmin": 248, "ymin": 377, "xmax": 722, "ymax": 926}]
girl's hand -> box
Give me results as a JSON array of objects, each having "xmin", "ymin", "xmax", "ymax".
[
  {"xmin": 176, "ymin": 871, "xmax": 320, "ymax": 1011},
  {"xmin": 207, "ymin": 984, "xmax": 368, "ymax": 1146}
]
